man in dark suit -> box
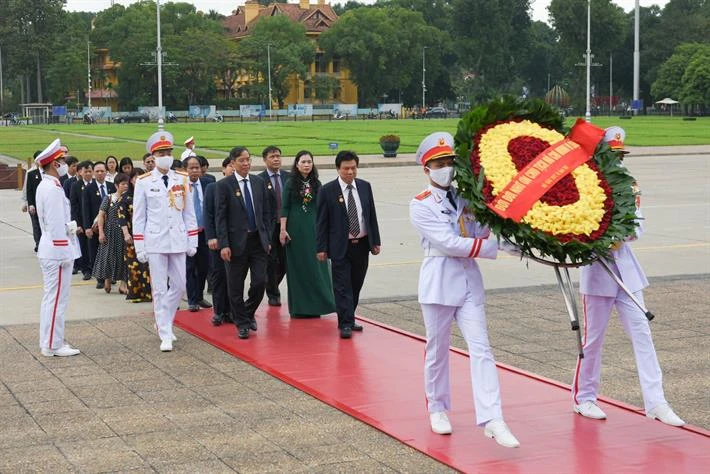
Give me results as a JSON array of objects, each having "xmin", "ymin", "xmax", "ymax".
[
  {"xmin": 205, "ymin": 157, "xmax": 234, "ymax": 326},
  {"xmin": 60, "ymin": 156, "xmax": 79, "ymax": 193},
  {"xmin": 25, "ymin": 151, "xmax": 44, "ymax": 252},
  {"xmin": 184, "ymin": 155, "xmax": 213, "ymax": 312},
  {"xmin": 316, "ymin": 150, "xmax": 381, "ymax": 339},
  {"xmin": 215, "ymin": 146, "xmax": 273, "ymax": 340},
  {"xmin": 82, "ymin": 161, "xmax": 116, "ymax": 288},
  {"xmin": 258, "ymin": 145, "xmax": 290, "ymax": 306},
  {"xmin": 69, "ymin": 161, "xmax": 93, "ymax": 277},
  {"xmin": 198, "ymin": 155, "xmax": 216, "ymax": 184}
]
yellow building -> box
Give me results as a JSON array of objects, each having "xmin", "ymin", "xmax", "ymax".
[
  {"xmin": 222, "ymin": 0, "xmax": 358, "ymax": 106},
  {"xmin": 88, "ymin": 48, "xmax": 119, "ymax": 111}
]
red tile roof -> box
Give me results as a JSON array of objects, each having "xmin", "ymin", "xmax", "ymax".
[{"xmin": 223, "ymin": 2, "xmax": 338, "ymax": 39}]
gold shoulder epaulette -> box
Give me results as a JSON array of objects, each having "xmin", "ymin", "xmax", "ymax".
[
  {"xmin": 175, "ymin": 170, "xmax": 189, "ymax": 176},
  {"xmin": 138, "ymin": 171, "xmax": 152, "ymax": 179},
  {"xmin": 415, "ymin": 189, "xmax": 432, "ymax": 201}
]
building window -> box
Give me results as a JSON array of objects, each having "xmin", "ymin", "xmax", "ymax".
[
  {"xmin": 315, "ymin": 52, "xmax": 327, "ymax": 74},
  {"xmin": 332, "ymin": 57, "xmax": 341, "ymax": 74}
]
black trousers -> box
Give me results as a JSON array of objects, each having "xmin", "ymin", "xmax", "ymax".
[
  {"xmin": 208, "ymin": 248, "xmax": 230, "ymax": 317},
  {"xmin": 331, "ymin": 238, "xmax": 370, "ymax": 329},
  {"xmin": 226, "ymin": 233, "xmax": 267, "ymax": 330},
  {"xmin": 265, "ymin": 227, "xmax": 286, "ymax": 300},
  {"xmin": 186, "ymin": 233, "xmax": 209, "ymax": 305},
  {"xmin": 29, "ymin": 212, "xmax": 42, "ymax": 250},
  {"xmin": 77, "ymin": 232, "xmax": 90, "ymax": 273},
  {"xmin": 87, "ymin": 235, "xmax": 99, "ymax": 273}
]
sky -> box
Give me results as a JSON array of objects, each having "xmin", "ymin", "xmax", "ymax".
[{"xmin": 64, "ymin": 0, "xmax": 670, "ymax": 24}]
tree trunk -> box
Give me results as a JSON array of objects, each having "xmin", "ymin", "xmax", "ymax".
[{"xmin": 36, "ymin": 56, "xmax": 42, "ymax": 103}]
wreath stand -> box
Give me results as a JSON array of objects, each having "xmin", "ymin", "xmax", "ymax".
[{"xmin": 523, "ymin": 251, "xmax": 655, "ymax": 359}]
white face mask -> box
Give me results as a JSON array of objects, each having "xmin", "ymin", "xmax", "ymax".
[
  {"xmin": 56, "ymin": 162, "xmax": 69, "ymax": 177},
  {"xmin": 155, "ymin": 155, "xmax": 173, "ymax": 171},
  {"xmin": 427, "ymin": 166, "xmax": 454, "ymax": 188}
]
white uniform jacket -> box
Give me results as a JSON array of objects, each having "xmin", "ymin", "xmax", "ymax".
[
  {"xmin": 580, "ymin": 206, "xmax": 648, "ymax": 297},
  {"xmin": 410, "ymin": 185, "xmax": 498, "ymax": 307},
  {"xmin": 132, "ymin": 169, "xmax": 198, "ymax": 254},
  {"xmin": 36, "ymin": 175, "xmax": 81, "ymax": 260}
]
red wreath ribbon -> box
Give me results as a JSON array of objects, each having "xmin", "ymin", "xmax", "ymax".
[{"xmin": 487, "ymin": 119, "xmax": 605, "ymax": 222}]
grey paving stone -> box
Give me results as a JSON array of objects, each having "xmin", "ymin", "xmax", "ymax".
[
  {"xmin": 122, "ymin": 430, "xmax": 215, "ymax": 465},
  {"xmin": 0, "ymin": 444, "xmax": 74, "ymax": 473},
  {"xmin": 56, "ymin": 436, "xmax": 148, "ymax": 472}
]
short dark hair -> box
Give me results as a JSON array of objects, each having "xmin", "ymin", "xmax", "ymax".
[
  {"xmin": 197, "ymin": 155, "xmax": 209, "ymax": 168},
  {"xmin": 131, "ymin": 168, "xmax": 145, "ymax": 178},
  {"xmin": 229, "ymin": 146, "xmax": 249, "ymax": 160},
  {"xmin": 65, "ymin": 156, "xmax": 79, "ymax": 166},
  {"xmin": 93, "ymin": 161, "xmax": 107, "ymax": 170},
  {"xmin": 262, "ymin": 145, "xmax": 281, "ymax": 159},
  {"xmin": 142, "ymin": 153, "xmax": 152, "ymax": 161},
  {"xmin": 33, "ymin": 150, "xmax": 42, "ymax": 159},
  {"xmin": 171, "ymin": 159, "xmax": 183, "ymax": 170},
  {"xmin": 114, "ymin": 173, "xmax": 130, "ymax": 186},
  {"xmin": 183, "ymin": 156, "xmax": 200, "ymax": 169},
  {"xmin": 221, "ymin": 157, "xmax": 232, "ymax": 168},
  {"xmin": 335, "ymin": 150, "xmax": 359, "ymax": 169},
  {"xmin": 78, "ymin": 160, "xmax": 93, "ymax": 171}
]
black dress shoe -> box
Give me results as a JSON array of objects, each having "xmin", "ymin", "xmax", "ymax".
[
  {"xmin": 249, "ymin": 320, "xmax": 258, "ymax": 331},
  {"xmin": 82, "ymin": 273, "xmax": 92, "ymax": 281},
  {"xmin": 188, "ymin": 304, "xmax": 200, "ymax": 312},
  {"xmin": 95, "ymin": 281, "xmax": 103, "ymax": 289},
  {"xmin": 352, "ymin": 323, "xmax": 363, "ymax": 332},
  {"xmin": 198, "ymin": 299, "xmax": 213, "ymax": 309},
  {"xmin": 211, "ymin": 314, "xmax": 224, "ymax": 326},
  {"xmin": 238, "ymin": 327, "xmax": 249, "ymax": 339},
  {"xmin": 268, "ymin": 297, "xmax": 281, "ymax": 306},
  {"xmin": 340, "ymin": 327, "xmax": 352, "ymax": 339}
]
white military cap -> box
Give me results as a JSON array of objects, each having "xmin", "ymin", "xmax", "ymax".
[
  {"xmin": 146, "ymin": 131, "xmax": 174, "ymax": 153},
  {"xmin": 184, "ymin": 136, "xmax": 195, "ymax": 146},
  {"xmin": 415, "ymin": 132, "xmax": 456, "ymax": 166},
  {"xmin": 603, "ymin": 126, "xmax": 627, "ymax": 151},
  {"xmin": 35, "ymin": 138, "xmax": 65, "ymax": 166}
]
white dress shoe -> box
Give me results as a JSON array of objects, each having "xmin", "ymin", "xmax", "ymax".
[
  {"xmin": 647, "ymin": 403, "xmax": 685, "ymax": 427},
  {"xmin": 41, "ymin": 345, "xmax": 80, "ymax": 357},
  {"xmin": 484, "ymin": 419, "xmax": 520, "ymax": 448},
  {"xmin": 574, "ymin": 401, "xmax": 607, "ymax": 420},
  {"xmin": 429, "ymin": 412, "xmax": 452, "ymax": 435},
  {"xmin": 160, "ymin": 339, "xmax": 173, "ymax": 352}
]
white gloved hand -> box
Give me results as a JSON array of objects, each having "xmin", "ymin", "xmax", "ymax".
[
  {"xmin": 186, "ymin": 247, "xmax": 197, "ymax": 257},
  {"xmin": 136, "ymin": 251, "xmax": 148, "ymax": 263},
  {"xmin": 66, "ymin": 220, "xmax": 78, "ymax": 236}
]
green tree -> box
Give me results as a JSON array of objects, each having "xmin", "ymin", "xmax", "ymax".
[
  {"xmin": 650, "ymin": 43, "xmax": 702, "ymax": 101},
  {"xmin": 680, "ymin": 47, "xmax": 710, "ymax": 111},
  {"xmin": 44, "ymin": 11, "xmax": 93, "ymax": 104},
  {"xmin": 238, "ymin": 15, "xmax": 315, "ymax": 108},
  {"xmin": 320, "ymin": 6, "xmax": 451, "ymax": 106}
]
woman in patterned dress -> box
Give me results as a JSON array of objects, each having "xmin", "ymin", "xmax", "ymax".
[
  {"xmin": 93, "ymin": 173, "xmax": 130, "ymax": 293},
  {"xmin": 117, "ymin": 169, "xmax": 152, "ymax": 303}
]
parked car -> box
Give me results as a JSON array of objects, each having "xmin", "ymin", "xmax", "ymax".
[
  {"xmin": 424, "ymin": 106, "xmax": 448, "ymax": 118},
  {"xmin": 115, "ymin": 111, "xmax": 150, "ymax": 123}
]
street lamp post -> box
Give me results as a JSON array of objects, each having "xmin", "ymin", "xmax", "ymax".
[
  {"xmin": 267, "ymin": 43, "xmax": 272, "ymax": 118},
  {"xmin": 156, "ymin": 0, "xmax": 164, "ymax": 130},
  {"xmin": 421, "ymin": 47, "xmax": 427, "ymax": 111},
  {"xmin": 633, "ymin": 0, "xmax": 640, "ymax": 115},
  {"xmin": 584, "ymin": 0, "xmax": 592, "ymax": 122},
  {"xmin": 87, "ymin": 41, "xmax": 92, "ymax": 110}
]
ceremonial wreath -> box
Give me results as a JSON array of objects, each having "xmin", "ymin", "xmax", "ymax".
[{"xmin": 454, "ymin": 97, "xmax": 638, "ymax": 265}]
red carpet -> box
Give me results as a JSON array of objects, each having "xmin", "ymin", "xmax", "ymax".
[{"xmin": 175, "ymin": 305, "xmax": 709, "ymax": 473}]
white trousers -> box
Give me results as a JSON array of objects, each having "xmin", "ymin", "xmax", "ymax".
[
  {"xmin": 421, "ymin": 297, "xmax": 503, "ymax": 426},
  {"xmin": 572, "ymin": 290, "xmax": 666, "ymax": 413},
  {"xmin": 39, "ymin": 259, "xmax": 72, "ymax": 350},
  {"xmin": 148, "ymin": 252, "xmax": 186, "ymax": 342}
]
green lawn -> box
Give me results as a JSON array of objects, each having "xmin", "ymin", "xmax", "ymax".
[{"xmin": 1, "ymin": 116, "xmax": 707, "ymax": 163}]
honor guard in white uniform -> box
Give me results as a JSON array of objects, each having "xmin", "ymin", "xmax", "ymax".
[
  {"xmin": 571, "ymin": 126, "xmax": 684, "ymax": 426},
  {"xmin": 409, "ymin": 132, "xmax": 520, "ymax": 448},
  {"xmin": 180, "ymin": 136, "xmax": 196, "ymax": 160},
  {"xmin": 133, "ymin": 131, "xmax": 198, "ymax": 352},
  {"xmin": 35, "ymin": 139, "xmax": 82, "ymax": 357}
]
